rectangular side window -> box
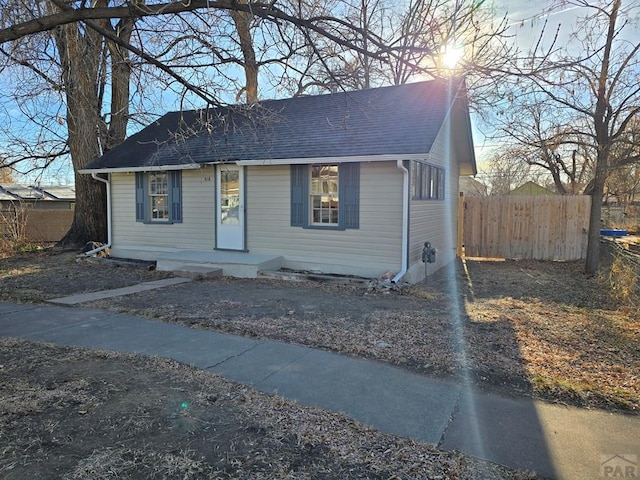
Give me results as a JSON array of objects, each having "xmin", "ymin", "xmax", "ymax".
[{"xmin": 411, "ymin": 161, "xmax": 445, "ymax": 201}]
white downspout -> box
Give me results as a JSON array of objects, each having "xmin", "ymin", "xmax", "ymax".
[
  {"xmin": 392, "ymin": 160, "xmax": 409, "ymax": 283},
  {"xmin": 84, "ymin": 172, "xmax": 112, "ymax": 256}
]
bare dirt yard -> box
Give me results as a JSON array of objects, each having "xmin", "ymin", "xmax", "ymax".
[
  {"xmin": 1, "ymin": 247, "xmax": 638, "ymax": 478},
  {"xmin": 1, "ymin": 337, "xmax": 524, "ymax": 480}
]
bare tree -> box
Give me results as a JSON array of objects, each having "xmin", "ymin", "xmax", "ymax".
[
  {"xmin": 490, "ymin": 0, "xmax": 640, "ymax": 274},
  {"xmin": 491, "ymin": 99, "xmax": 593, "ymax": 195},
  {"xmin": 604, "ymin": 119, "xmax": 640, "ymax": 205},
  {"xmin": 477, "ymin": 150, "xmax": 550, "ymax": 195},
  {"xmin": 229, "ymin": 0, "xmax": 258, "ymax": 102},
  {"xmin": 606, "ymin": 164, "xmax": 640, "ymax": 206},
  {"xmin": 291, "ymin": 0, "xmax": 515, "ymax": 95},
  {"xmin": 0, "ymin": 0, "xmax": 516, "ymax": 248},
  {"xmin": 1, "ymin": 1, "xmax": 351, "ymax": 245}
]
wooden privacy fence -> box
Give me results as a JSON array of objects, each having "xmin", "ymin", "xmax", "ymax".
[
  {"xmin": 1, "ymin": 208, "xmax": 73, "ymax": 243},
  {"xmin": 460, "ymin": 195, "xmax": 591, "ymax": 260}
]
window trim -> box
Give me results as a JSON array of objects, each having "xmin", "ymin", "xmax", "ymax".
[
  {"xmin": 310, "ymin": 164, "xmax": 340, "ymax": 227},
  {"xmin": 135, "ymin": 170, "xmax": 183, "ymax": 224},
  {"xmin": 290, "ymin": 163, "xmax": 359, "ymax": 230},
  {"xmin": 411, "ymin": 161, "xmax": 445, "ymax": 200},
  {"xmin": 148, "ymin": 171, "xmax": 169, "ymax": 222}
]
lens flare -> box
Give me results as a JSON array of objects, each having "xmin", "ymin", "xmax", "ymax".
[{"xmin": 442, "ymin": 44, "xmax": 464, "ymax": 69}]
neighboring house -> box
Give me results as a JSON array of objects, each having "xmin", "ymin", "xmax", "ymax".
[
  {"xmin": 80, "ymin": 79, "xmax": 477, "ymax": 282},
  {"xmin": 0, "ymin": 184, "xmax": 75, "ymax": 242},
  {"xmin": 0, "ymin": 184, "xmax": 76, "ymax": 210},
  {"xmin": 508, "ymin": 181, "xmax": 556, "ymax": 196},
  {"xmin": 459, "ymin": 176, "xmax": 487, "ymax": 197}
]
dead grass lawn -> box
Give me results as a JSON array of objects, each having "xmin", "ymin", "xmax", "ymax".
[
  {"xmin": 0, "ymin": 338, "xmax": 535, "ymax": 479},
  {"xmin": 1, "ymin": 249, "xmax": 638, "ymax": 412}
]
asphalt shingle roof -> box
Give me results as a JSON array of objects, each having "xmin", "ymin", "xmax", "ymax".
[{"xmin": 83, "ymin": 79, "xmax": 462, "ymax": 171}]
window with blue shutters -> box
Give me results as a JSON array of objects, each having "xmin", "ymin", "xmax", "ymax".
[
  {"xmin": 135, "ymin": 171, "xmax": 183, "ymax": 223},
  {"xmin": 290, "ymin": 163, "xmax": 359, "ymax": 230}
]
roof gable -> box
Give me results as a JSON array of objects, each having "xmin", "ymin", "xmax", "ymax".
[
  {"xmin": 83, "ymin": 79, "xmax": 472, "ymax": 171},
  {"xmin": 509, "ymin": 181, "xmax": 556, "ymax": 196}
]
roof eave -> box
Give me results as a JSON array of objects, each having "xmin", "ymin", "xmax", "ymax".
[
  {"xmin": 80, "ymin": 154, "xmax": 433, "ymax": 172},
  {"xmin": 236, "ymin": 153, "xmax": 431, "ymax": 166},
  {"xmin": 79, "ymin": 164, "xmax": 202, "ymax": 174},
  {"xmin": 459, "ymin": 162, "xmax": 477, "ymax": 176}
]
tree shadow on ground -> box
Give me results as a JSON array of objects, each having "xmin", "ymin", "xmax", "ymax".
[{"xmin": 425, "ymin": 258, "xmax": 558, "ymax": 478}]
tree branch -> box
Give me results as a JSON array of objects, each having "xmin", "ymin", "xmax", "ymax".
[{"xmin": 0, "ymin": 0, "xmax": 405, "ymax": 63}]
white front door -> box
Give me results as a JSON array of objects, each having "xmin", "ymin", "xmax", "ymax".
[{"xmin": 216, "ymin": 165, "xmax": 245, "ymax": 250}]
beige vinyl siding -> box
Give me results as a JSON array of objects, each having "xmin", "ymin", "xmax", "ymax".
[
  {"xmin": 407, "ymin": 122, "xmax": 461, "ymax": 280},
  {"xmin": 246, "ymin": 161, "xmax": 403, "ymax": 277},
  {"xmin": 110, "ymin": 168, "xmax": 215, "ymax": 255}
]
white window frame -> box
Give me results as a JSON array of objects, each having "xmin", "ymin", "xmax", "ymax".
[
  {"xmin": 310, "ymin": 164, "xmax": 339, "ymax": 226},
  {"xmin": 148, "ymin": 171, "xmax": 169, "ymax": 221}
]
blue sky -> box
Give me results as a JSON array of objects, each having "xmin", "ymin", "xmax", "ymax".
[
  {"xmin": 471, "ymin": 0, "xmax": 584, "ymax": 165},
  {"xmin": 5, "ymin": 0, "xmax": 592, "ymax": 184}
]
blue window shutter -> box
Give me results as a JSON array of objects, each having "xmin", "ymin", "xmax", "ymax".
[
  {"xmin": 340, "ymin": 162, "xmax": 360, "ymax": 229},
  {"xmin": 135, "ymin": 172, "xmax": 146, "ymax": 222},
  {"xmin": 168, "ymin": 170, "xmax": 183, "ymax": 223},
  {"xmin": 290, "ymin": 164, "xmax": 308, "ymax": 227}
]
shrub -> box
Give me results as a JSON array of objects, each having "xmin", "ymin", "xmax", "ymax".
[{"xmin": 608, "ymin": 249, "xmax": 639, "ymax": 308}]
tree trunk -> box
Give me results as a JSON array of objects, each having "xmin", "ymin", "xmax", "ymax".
[
  {"xmin": 230, "ymin": 0, "xmax": 258, "ymax": 103},
  {"xmin": 52, "ymin": 5, "xmax": 107, "ymax": 248},
  {"xmin": 65, "ymin": 171, "xmax": 107, "ymax": 246},
  {"xmin": 584, "ymin": 148, "xmax": 608, "ymax": 275},
  {"xmin": 105, "ymin": 17, "xmax": 134, "ymax": 151},
  {"xmin": 584, "ymin": 0, "xmax": 619, "ymax": 275}
]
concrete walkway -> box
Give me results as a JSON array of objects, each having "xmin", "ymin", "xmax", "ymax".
[
  {"xmin": 49, "ymin": 277, "xmax": 192, "ymax": 305},
  {"xmin": 1, "ymin": 300, "xmax": 638, "ymax": 480}
]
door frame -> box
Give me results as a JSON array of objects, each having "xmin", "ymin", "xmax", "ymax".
[{"xmin": 215, "ymin": 164, "xmax": 246, "ymax": 251}]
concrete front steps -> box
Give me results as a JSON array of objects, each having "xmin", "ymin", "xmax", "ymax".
[{"xmin": 156, "ymin": 250, "xmax": 283, "ymax": 279}]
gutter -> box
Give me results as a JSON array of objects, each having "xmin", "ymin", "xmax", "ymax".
[
  {"xmin": 84, "ymin": 173, "xmax": 112, "ymax": 256},
  {"xmin": 392, "ymin": 160, "xmax": 409, "ymax": 283},
  {"xmin": 236, "ymin": 153, "xmax": 430, "ymax": 166},
  {"xmin": 78, "ymin": 163, "xmax": 201, "ymax": 175}
]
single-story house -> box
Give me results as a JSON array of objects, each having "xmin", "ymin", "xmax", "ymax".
[
  {"xmin": 459, "ymin": 176, "xmax": 487, "ymax": 197},
  {"xmin": 508, "ymin": 181, "xmax": 556, "ymax": 196},
  {"xmin": 0, "ymin": 184, "xmax": 76, "ymax": 210},
  {"xmin": 80, "ymin": 79, "xmax": 477, "ymax": 282}
]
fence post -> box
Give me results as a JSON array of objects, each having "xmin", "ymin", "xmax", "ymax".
[{"xmin": 457, "ymin": 192, "xmax": 465, "ymax": 257}]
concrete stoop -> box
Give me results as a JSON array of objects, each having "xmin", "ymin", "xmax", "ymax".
[
  {"xmin": 156, "ymin": 250, "xmax": 283, "ymax": 279},
  {"xmin": 259, "ymin": 270, "xmax": 371, "ymax": 286},
  {"xmin": 173, "ymin": 265, "xmax": 223, "ymax": 280}
]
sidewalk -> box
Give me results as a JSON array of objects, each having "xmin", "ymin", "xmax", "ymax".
[{"xmin": 1, "ymin": 300, "xmax": 638, "ymax": 480}]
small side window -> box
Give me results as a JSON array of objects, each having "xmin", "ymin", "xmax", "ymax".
[
  {"xmin": 411, "ymin": 161, "xmax": 445, "ymax": 200},
  {"xmin": 135, "ymin": 171, "xmax": 182, "ymax": 223}
]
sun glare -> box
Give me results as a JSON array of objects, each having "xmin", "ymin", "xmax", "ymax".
[{"xmin": 442, "ymin": 44, "xmax": 464, "ymax": 69}]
